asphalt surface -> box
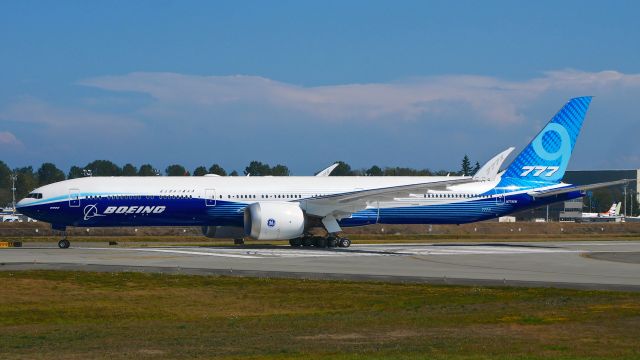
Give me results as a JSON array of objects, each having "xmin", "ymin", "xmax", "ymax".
[{"xmin": 1, "ymin": 240, "xmax": 639, "ymax": 291}]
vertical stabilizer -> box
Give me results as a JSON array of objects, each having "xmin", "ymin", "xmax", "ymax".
[{"xmin": 499, "ymin": 97, "xmax": 592, "ymax": 187}]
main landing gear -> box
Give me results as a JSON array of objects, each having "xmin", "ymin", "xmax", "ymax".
[{"xmin": 289, "ymin": 235, "xmax": 351, "ymax": 248}]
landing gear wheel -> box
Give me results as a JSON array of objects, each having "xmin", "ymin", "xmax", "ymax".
[
  {"xmin": 58, "ymin": 239, "xmax": 70, "ymax": 249},
  {"xmin": 338, "ymin": 237, "xmax": 351, "ymax": 248},
  {"xmin": 289, "ymin": 238, "xmax": 302, "ymax": 247},
  {"xmin": 234, "ymin": 238, "xmax": 245, "ymax": 245},
  {"xmin": 302, "ymin": 237, "xmax": 314, "ymax": 247},
  {"xmin": 314, "ymin": 237, "xmax": 328, "ymax": 248},
  {"xmin": 327, "ymin": 236, "xmax": 339, "ymax": 248}
]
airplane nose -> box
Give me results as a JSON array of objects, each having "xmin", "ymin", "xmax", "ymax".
[{"xmin": 16, "ymin": 199, "xmax": 26, "ymax": 208}]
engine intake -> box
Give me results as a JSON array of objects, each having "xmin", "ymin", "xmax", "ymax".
[{"xmin": 244, "ymin": 202, "xmax": 305, "ymax": 240}]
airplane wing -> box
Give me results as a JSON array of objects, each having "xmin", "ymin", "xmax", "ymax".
[
  {"xmin": 315, "ymin": 163, "xmax": 340, "ymax": 177},
  {"xmin": 303, "ymin": 177, "xmax": 473, "ymax": 218},
  {"xmin": 527, "ymin": 179, "xmax": 632, "ymax": 198},
  {"xmin": 473, "ymin": 147, "xmax": 514, "ymax": 181}
]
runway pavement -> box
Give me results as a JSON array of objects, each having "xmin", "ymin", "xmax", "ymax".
[{"xmin": 1, "ymin": 240, "xmax": 639, "ymax": 290}]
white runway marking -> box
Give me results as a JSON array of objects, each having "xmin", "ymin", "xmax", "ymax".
[
  {"xmin": 82, "ymin": 247, "xmax": 261, "ymax": 259},
  {"xmin": 79, "ymin": 244, "xmax": 584, "ymax": 259},
  {"xmin": 382, "ymin": 246, "xmax": 580, "ymax": 256}
]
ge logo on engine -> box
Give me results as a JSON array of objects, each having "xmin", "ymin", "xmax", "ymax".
[{"xmin": 267, "ymin": 218, "xmax": 276, "ymax": 227}]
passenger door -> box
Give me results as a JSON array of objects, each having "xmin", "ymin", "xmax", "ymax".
[
  {"xmin": 495, "ymin": 188, "xmax": 505, "ymax": 204},
  {"xmin": 205, "ymin": 189, "xmax": 217, "ymax": 206},
  {"xmin": 69, "ymin": 188, "xmax": 80, "ymax": 207}
]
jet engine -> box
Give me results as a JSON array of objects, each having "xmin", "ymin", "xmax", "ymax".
[{"xmin": 243, "ymin": 202, "xmax": 305, "ymax": 240}]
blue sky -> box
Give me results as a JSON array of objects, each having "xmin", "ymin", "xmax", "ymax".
[{"xmin": 1, "ymin": 1, "xmax": 639, "ymax": 174}]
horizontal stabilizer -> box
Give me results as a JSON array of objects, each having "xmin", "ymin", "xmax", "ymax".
[{"xmin": 528, "ymin": 179, "xmax": 632, "ymax": 198}]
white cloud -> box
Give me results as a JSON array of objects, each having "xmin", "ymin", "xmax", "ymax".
[
  {"xmin": 79, "ymin": 69, "xmax": 640, "ymax": 124},
  {"xmin": 0, "ymin": 131, "xmax": 22, "ymax": 146},
  {"xmin": 0, "ymin": 97, "xmax": 144, "ymax": 132}
]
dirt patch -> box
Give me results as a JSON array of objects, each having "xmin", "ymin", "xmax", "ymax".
[
  {"xmin": 298, "ymin": 330, "xmax": 419, "ymax": 341},
  {"xmin": 138, "ymin": 349, "xmax": 165, "ymax": 355}
]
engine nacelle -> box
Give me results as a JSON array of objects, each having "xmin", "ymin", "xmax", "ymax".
[
  {"xmin": 201, "ymin": 226, "xmax": 245, "ymax": 239},
  {"xmin": 244, "ymin": 202, "xmax": 305, "ymax": 240}
]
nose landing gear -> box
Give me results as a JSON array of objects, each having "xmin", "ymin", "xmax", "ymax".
[
  {"xmin": 52, "ymin": 225, "xmax": 70, "ymax": 249},
  {"xmin": 58, "ymin": 238, "xmax": 70, "ymax": 249}
]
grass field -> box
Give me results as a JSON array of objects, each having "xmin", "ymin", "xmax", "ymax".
[{"xmin": 0, "ymin": 271, "xmax": 639, "ymax": 359}]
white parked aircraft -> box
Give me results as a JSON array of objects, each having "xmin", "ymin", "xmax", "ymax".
[{"xmin": 581, "ymin": 202, "xmax": 623, "ymax": 222}]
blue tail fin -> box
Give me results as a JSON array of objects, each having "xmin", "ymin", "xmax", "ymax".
[{"xmin": 498, "ymin": 97, "xmax": 592, "ymax": 188}]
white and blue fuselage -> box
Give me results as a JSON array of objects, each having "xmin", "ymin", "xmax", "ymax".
[{"xmin": 16, "ymin": 175, "xmax": 580, "ymax": 230}]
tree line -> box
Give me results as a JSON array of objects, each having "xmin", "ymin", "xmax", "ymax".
[{"xmin": 0, "ymin": 156, "xmax": 481, "ymax": 206}]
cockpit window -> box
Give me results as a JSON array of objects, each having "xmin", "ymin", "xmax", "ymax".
[{"xmin": 26, "ymin": 193, "xmax": 43, "ymax": 199}]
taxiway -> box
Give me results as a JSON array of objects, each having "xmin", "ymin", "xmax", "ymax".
[{"xmin": 1, "ymin": 240, "xmax": 639, "ymax": 290}]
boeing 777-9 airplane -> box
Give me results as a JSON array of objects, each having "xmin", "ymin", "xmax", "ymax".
[{"xmin": 17, "ymin": 97, "xmax": 628, "ymax": 248}]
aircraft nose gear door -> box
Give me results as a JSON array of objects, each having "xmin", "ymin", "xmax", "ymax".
[
  {"xmin": 205, "ymin": 189, "xmax": 217, "ymax": 206},
  {"xmin": 69, "ymin": 188, "xmax": 80, "ymax": 207}
]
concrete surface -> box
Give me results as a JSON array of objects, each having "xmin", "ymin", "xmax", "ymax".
[{"xmin": 1, "ymin": 240, "xmax": 639, "ymax": 291}]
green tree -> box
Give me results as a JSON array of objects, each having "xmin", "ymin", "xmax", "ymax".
[
  {"xmin": 85, "ymin": 160, "xmax": 122, "ymax": 176},
  {"xmin": 382, "ymin": 167, "xmax": 432, "ymax": 176},
  {"xmin": 461, "ymin": 155, "xmax": 471, "ymax": 176},
  {"xmin": 138, "ymin": 164, "xmax": 157, "ymax": 176},
  {"xmin": 208, "ymin": 164, "xmax": 227, "ymax": 176},
  {"xmin": 14, "ymin": 167, "xmax": 37, "ymax": 200},
  {"xmin": 37, "ymin": 163, "xmax": 65, "ymax": 186},
  {"xmin": 244, "ymin": 161, "xmax": 271, "ymax": 176},
  {"xmin": 271, "ymin": 164, "xmax": 290, "ymax": 176},
  {"xmin": 366, "ymin": 165, "xmax": 383, "ymax": 176},
  {"xmin": 166, "ymin": 164, "xmax": 189, "ymax": 176},
  {"xmin": 330, "ymin": 161, "xmax": 354, "ymax": 176},
  {"xmin": 0, "ymin": 161, "xmax": 12, "ymax": 206},
  {"xmin": 193, "ymin": 166, "xmax": 208, "ymax": 176},
  {"xmin": 229, "ymin": 170, "xmax": 239, "ymax": 176},
  {"xmin": 472, "ymin": 161, "xmax": 481, "ymax": 176},
  {"xmin": 122, "ymin": 163, "xmax": 138, "ymax": 176},
  {"xmin": 68, "ymin": 166, "xmax": 84, "ymax": 179}
]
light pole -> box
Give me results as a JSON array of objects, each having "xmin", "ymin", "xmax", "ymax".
[
  {"xmin": 624, "ymin": 185, "xmax": 628, "ymax": 217},
  {"xmin": 630, "ymin": 189, "xmax": 635, "ymax": 217},
  {"xmin": 10, "ymin": 173, "xmax": 17, "ymax": 214},
  {"xmin": 546, "ymin": 205, "xmax": 549, "ymax": 222}
]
